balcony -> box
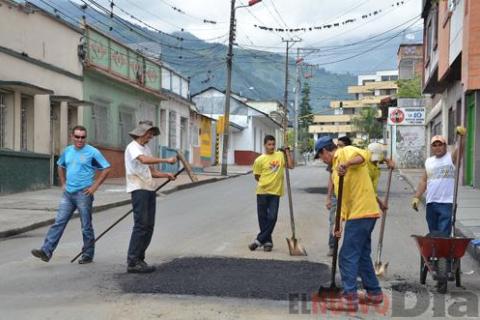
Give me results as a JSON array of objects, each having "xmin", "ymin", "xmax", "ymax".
[
  {"xmin": 347, "ymin": 81, "xmax": 398, "ymax": 94},
  {"xmin": 330, "ymin": 95, "xmax": 390, "ymax": 108},
  {"xmin": 312, "ymin": 114, "xmax": 353, "ymax": 123},
  {"xmin": 308, "ymin": 124, "xmax": 355, "ymax": 134}
]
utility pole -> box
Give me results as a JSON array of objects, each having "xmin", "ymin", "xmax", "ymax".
[
  {"xmin": 220, "ymin": 0, "xmax": 236, "ymax": 176},
  {"xmin": 220, "ymin": 0, "xmax": 262, "ymax": 176},
  {"xmin": 282, "ymin": 38, "xmax": 301, "ymax": 153},
  {"xmin": 294, "ymin": 48, "xmax": 301, "ymax": 163}
]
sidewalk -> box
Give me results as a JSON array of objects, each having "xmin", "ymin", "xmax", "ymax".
[
  {"xmin": 399, "ymin": 168, "xmax": 480, "ymax": 261},
  {"xmin": 0, "ymin": 166, "xmax": 252, "ymax": 238}
]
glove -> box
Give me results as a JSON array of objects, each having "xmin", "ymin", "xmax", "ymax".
[
  {"xmin": 456, "ymin": 126, "xmax": 466, "ymax": 136},
  {"xmin": 411, "ymin": 197, "xmax": 420, "ymax": 212}
]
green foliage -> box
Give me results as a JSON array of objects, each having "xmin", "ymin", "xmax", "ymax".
[
  {"xmin": 352, "ymin": 107, "xmax": 383, "ymax": 143},
  {"xmin": 298, "ymin": 82, "xmax": 314, "ymax": 152},
  {"xmin": 397, "ymin": 76, "xmax": 422, "ymax": 98}
]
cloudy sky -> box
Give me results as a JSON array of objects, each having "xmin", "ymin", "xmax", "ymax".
[{"xmin": 75, "ymin": 0, "xmax": 423, "ymax": 50}]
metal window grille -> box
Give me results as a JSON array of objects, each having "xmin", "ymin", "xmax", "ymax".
[
  {"xmin": 0, "ymin": 94, "xmax": 5, "ymax": 149},
  {"xmin": 119, "ymin": 110, "xmax": 135, "ymax": 147},
  {"xmin": 20, "ymin": 101, "xmax": 28, "ymax": 151},
  {"xmin": 180, "ymin": 117, "xmax": 188, "ymax": 151},
  {"xmin": 168, "ymin": 111, "xmax": 177, "ymax": 148},
  {"xmin": 92, "ymin": 103, "xmax": 110, "ymax": 144}
]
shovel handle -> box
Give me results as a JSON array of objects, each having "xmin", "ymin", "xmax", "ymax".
[
  {"xmin": 282, "ymin": 150, "xmax": 296, "ymax": 238},
  {"xmin": 452, "ymin": 134, "xmax": 465, "ymax": 237},
  {"xmin": 330, "ymin": 175, "xmax": 344, "ymax": 286},
  {"xmin": 70, "ymin": 167, "xmax": 185, "ymax": 263}
]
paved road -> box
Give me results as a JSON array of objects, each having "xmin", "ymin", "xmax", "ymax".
[{"xmin": 1, "ymin": 165, "xmax": 479, "ymax": 319}]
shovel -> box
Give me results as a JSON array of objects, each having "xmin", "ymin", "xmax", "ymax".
[
  {"xmin": 283, "ymin": 150, "xmax": 307, "ymax": 256},
  {"xmin": 318, "ymin": 175, "xmax": 344, "ymax": 298},
  {"xmin": 374, "ymin": 166, "xmax": 393, "ymax": 277}
]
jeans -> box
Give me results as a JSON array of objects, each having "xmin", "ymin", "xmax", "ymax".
[
  {"xmin": 339, "ymin": 218, "xmax": 381, "ymax": 297},
  {"xmin": 42, "ymin": 191, "xmax": 94, "ymax": 258},
  {"xmin": 127, "ymin": 190, "xmax": 156, "ymax": 266},
  {"xmin": 256, "ymin": 194, "xmax": 280, "ymax": 244},
  {"xmin": 328, "ymin": 196, "xmax": 337, "ymax": 249},
  {"xmin": 426, "ymin": 202, "xmax": 453, "ymax": 236}
]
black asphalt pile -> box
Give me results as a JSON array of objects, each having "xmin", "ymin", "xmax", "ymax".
[{"xmin": 118, "ymin": 257, "xmax": 330, "ymax": 301}]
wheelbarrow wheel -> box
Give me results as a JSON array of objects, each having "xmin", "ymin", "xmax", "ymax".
[
  {"xmin": 420, "ymin": 256, "xmax": 428, "ymax": 285},
  {"xmin": 437, "ymin": 258, "xmax": 448, "ymax": 294},
  {"xmin": 455, "ymin": 259, "xmax": 461, "ymax": 287}
]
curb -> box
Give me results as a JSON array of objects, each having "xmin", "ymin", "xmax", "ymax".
[
  {"xmin": 0, "ymin": 171, "xmax": 251, "ymax": 239},
  {"xmin": 398, "ymin": 170, "xmax": 480, "ymax": 263}
]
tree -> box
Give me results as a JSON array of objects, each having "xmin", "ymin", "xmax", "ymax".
[
  {"xmin": 397, "ymin": 76, "xmax": 422, "ymax": 98},
  {"xmin": 298, "ymin": 82, "xmax": 314, "ymax": 152},
  {"xmin": 352, "ymin": 107, "xmax": 383, "ymax": 144}
]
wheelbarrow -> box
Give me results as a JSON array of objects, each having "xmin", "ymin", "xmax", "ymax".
[{"xmin": 412, "ymin": 235, "xmax": 472, "ymax": 293}]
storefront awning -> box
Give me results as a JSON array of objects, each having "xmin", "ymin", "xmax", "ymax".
[
  {"xmin": 50, "ymin": 95, "xmax": 94, "ymax": 106},
  {"xmin": 0, "ymin": 81, "xmax": 54, "ymax": 95}
]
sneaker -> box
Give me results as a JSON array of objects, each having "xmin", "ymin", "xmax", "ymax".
[
  {"xmin": 31, "ymin": 249, "xmax": 50, "ymax": 262},
  {"xmin": 327, "ymin": 247, "xmax": 334, "ymax": 257},
  {"xmin": 248, "ymin": 240, "xmax": 261, "ymax": 251},
  {"xmin": 127, "ymin": 262, "xmax": 156, "ymax": 274},
  {"xmin": 264, "ymin": 242, "xmax": 273, "ymax": 252},
  {"xmin": 78, "ymin": 256, "xmax": 93, "ymax": 264},
  {"xmin": 365, "ymin": 292, "xmax": 384, "ymax": 305}
]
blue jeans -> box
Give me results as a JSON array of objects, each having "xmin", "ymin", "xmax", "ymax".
[
  {"xmin": 426, "ymin": 202, "xmax": 453, "ymax": 236},
  {"xmin": 339, "ymin": 218, "xmax": 381, "ymax": 296},
  {"xmin": 42, "ymin": 191, "xmax": 94, "ymax": 258},
  {"xmin": 127, "ymin": 190, "xmax": 156, "ymax": 266},
  {"xmin": 256, "ymin": 194, "xmax": 280, "ymax": 244},
  {"xmin": 328, "ymin": 196, "xmax": 337, "ymax": 249}
]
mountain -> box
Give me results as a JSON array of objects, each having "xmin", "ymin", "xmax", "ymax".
[{"xmin": 29, "ymin": 0, "xmax": 418, "ymax": 112}]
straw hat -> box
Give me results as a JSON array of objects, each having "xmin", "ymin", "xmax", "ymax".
[{"xmin": 128, "ymin": 120, "xmax": 160, "ymax": 139}]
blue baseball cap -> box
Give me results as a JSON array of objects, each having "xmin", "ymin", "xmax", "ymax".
[{"xmin": 314, "ymin": 136, "xmax": 334, "ymax": 159}]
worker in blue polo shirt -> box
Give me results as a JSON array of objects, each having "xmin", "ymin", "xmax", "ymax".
[{"xmin": 31, "ymin": 125, "xmax": 111, "ymax": 264}]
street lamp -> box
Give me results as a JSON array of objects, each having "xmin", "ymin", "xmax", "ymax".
[{"xmin": 220, "ymin": 0, "xmax": 262, "ymax": 176}]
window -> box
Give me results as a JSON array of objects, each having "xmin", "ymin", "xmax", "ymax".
[
  {"xmin": 425, "ymin": 20, "xmax": 433, "ymax": 63},
  {"xmin": 119, "ymin": 108, "xmax": 135, "ymax": 147},
  {"xmin": 191, "ymin": 123, "xmax": 199, "ymax": 147},
  {"xmin": 0, "ymin": 93, "xmax": 6, "ymax": 149},
  {"xmin": 91, "ymin": 101, "xmax": 110, "ymax": 144},
  {"xmin": 168, "ymin": 111, "xmax": 177, "ymax": 148},
  {"xmin": 20, "ymin": 95, "xmax": 34, "ymax": 152},
  {"xmin": 180, "ymin": 117, "xmax": 188, "ymax": 151},
  {"xmin": 448, "ymin": 107, "xmax": 456, "ymax": 144},
  {"xmin": 161, "ymin": 68, "xmax": 171, "ymax": 90},
  {"xmin": 380, "ymin": 75, "xmax": 398, "ymax": 81}
]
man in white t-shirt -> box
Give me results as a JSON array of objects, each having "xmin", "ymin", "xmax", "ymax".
[
  {"xmin": 412, "ymin": 128, "xmax": 465, "ymax": 235},
  {"xmin": 125, "ymin": 121, "xmax": 177, "ymax": 273}
]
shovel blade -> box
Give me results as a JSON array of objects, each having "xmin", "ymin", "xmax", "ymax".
[
  {"xmin": 318, "ymin": 284, "xmax": 342, "ymax": 301},
  {"xmin": 374, "ymin": 261, "xmax": 389, "ymax": 277},
  {"xmin": 286, "ymin": 237, "xmax": 307, "ymax": 256}
]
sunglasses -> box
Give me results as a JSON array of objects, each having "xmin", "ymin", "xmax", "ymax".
[{"xmin": 74, "ymin": 135, "xmax": 86, "ymax": 140}]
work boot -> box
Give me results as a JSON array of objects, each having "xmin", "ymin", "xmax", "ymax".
[
  {"xmin": 31, "ymin": 249, "xmax": 50, "ymax": 262},
  {"xmin": 78, "ymin": 256, "xmax": 93, "ymax": 264},
  {"xmin": 248, "ymin": 240, "xmax": 261, "ymax": 251},
  {"xmin": 127, "ymin": 261, "xmax": 156, "ymax": 274},
  {"xmin": 263, "ymin": 242, "xmax": 273, "ymax": 252}
]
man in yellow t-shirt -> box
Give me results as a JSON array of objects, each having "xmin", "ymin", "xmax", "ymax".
[
  {"xmin": 249, "ymin": 135, "xmax": 293, "ymax": 252},
  {"xmin": 314, "ymin": 136, "xmax": 383, "ymax": 310}
]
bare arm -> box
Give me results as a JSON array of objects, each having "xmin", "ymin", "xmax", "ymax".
[
  {"xmin": 84, "ymin": 167, "xmax": 111, "ymax": 195},
  {"xmin": 414, "ymin": 170, "xmax": 428, "ymax": 199},
  {"xmin": 326, "ymin": 173, "xmax": 333, "ymax": 209},
  {"xmin": 57, "ymin": 167, "xmax": 66, "ymax": 190},
  {"xmin": 451, "ymin": 137, "xmax": 465, "ymax": 165},
  {"xmin": 150, "ymin": 167, "xmax": 176, "ymax": 180},
  {"xmin": 285, "ymin": 149, "xmax": 294, "ymax": 169},
  {"xmin": 337, "ymin": 154, "xmax": 365, "ymax": 176},
  {"xmin": 137, "ymin": 155, "xmax": 176, "ymax": 165}
]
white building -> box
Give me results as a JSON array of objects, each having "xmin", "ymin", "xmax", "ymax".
[{"xmin": 192, "ymin": 87, "xmax": 282, "ymax": 165}]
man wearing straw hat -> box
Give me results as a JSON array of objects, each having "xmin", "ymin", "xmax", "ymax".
[{"xmin": 125, "ymin": 120, "xmax": 177, "ymax": 273}]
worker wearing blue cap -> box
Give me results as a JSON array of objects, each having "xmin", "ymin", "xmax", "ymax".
[{"xmin": 315, "ymin": 136, "xmax": 383, "ymax": 311}]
